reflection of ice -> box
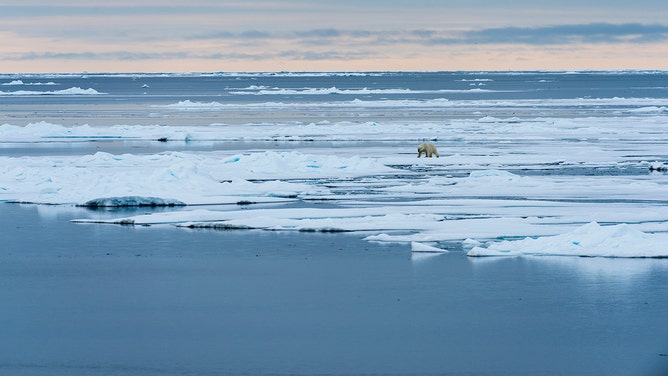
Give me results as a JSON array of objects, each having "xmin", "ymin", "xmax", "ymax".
[
  {"xmin": 543, "ymin": 256, "xmax": 668, "ymax": 282},
  {"xmin": 411, "ymin": 252, "xmax": 444, "ymax": 263},
  {"xmin": 469, "ymin": 253, "xmax": 668, "ymax": 283},
  {"xmin": 35, "ymin": 204, "xmax": 85, "ymax": 220}
]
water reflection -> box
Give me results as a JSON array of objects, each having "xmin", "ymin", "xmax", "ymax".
[
  {"xmin": 410, "ymin": 251, "xmax": 444, "ymax": 263},
  {"xmin": 33, "ymin": 201, "xmax": 188, "ymax": 222},
  {"xmin": 469, "ymin": 252, "xmax": 668, "ymax": 283},
  {"xmin": 543, "ymin": 255, "xmax": 668, "ymax": 280}
]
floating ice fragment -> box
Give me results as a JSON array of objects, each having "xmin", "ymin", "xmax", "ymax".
[
  {"xmin": 0, "ymin": 87, "xmax": 103, "ymax": 95},
  {"xmin": 648, "ymin": 161, "xmax": 667, "ymax": 172},
  {"xmin": 627, "ymin": 106, "xmax": 666, "ymax": 113},
  {"xmin": 462, "ymin": 238, "xmax": 482, "ymax": 249},
  {"xmin": 79, "ymin": 196, "xmax": 186, "ymax": 208},
  {"xmin": 467, "ymin": 222, "xmax": 668, "ymax": 258},
  {"xmin": 2, "ymin": 80, "xmax": 24, "ymax": 86},
  {"xmin": 298, "ymin": 227, "xmax": 350, "ymax": 233}
]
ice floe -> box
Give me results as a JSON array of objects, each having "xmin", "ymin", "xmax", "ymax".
[
  {"xmin": 0, "ymin": 150, "xmax": 390, "ymax": 205},
  {"xmin": 411, "ymin": 242, "xmax": 449, "ymax": 253},
  {"xmin": 467, "ymin": 222, "xmax": 668, "ymax": 258},
  {"xmin": 3, "ymin": 111, "xmax": 668, "ymax": 258},
  {"xmin": 79, "ymin": 196, "xmax": 186, "ymax": 208},
  {"xmin": 0, "ymin": 87, "xmax": 103, "ymax": 95}
]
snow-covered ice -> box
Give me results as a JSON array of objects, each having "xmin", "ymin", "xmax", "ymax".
[
  {"xmin": 0, "ymin": 150, "xmax": 337, "ymax": 205},
  {"xmin": 80, "ymin": 196, "xmax": 186, "ymax": 208},
  {"xmin": 468, "ymin": 222, "xmax": 668, "ymax": 258},
  {"xmin": 3, "ymin": 74, "xmax": 668, "ymax": 258},
  {"xmin": 0, "ymin": 87, "xmax": 102, "ymax": 95},
  {"xmin": 411, "ymin": 242, "xmax": 449, "ymax": 253}
]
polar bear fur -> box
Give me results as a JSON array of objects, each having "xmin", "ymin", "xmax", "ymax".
[{"xmin": 417, "ymin": 143, "xmax": 439, "ymax": 158}]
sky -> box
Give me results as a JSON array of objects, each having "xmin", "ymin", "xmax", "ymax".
[{"xmin": 1, "ymin": 0, "xmax": 667, "ymax": 72}]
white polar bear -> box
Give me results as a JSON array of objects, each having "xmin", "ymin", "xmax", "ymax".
[{"xmin": 417, "ymin": 142, "xmax": 439, "ymax": 158}]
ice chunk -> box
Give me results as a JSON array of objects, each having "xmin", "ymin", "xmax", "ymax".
[
  {"xmin": 411, "ymin": 242, "xmax": 449, "ymax": 253},
  {"xmin": 79, "ymin": 196, "xmax": 186, "ymax": 208},
  {"xmin": 467, "ymin": 222, "xmax": 668, "ymax": 258}
]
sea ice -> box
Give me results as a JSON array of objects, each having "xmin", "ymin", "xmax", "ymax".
[
  {"xmin": 0, "ymin": 87, "xmax": 102, "ymax": 95},
  {"xmin": 79, "ymin": 196, "xmax": 186, "ymax": 208},
  {"xmin": 3, "ymin": 109, "xmax": 668, "ymax": 258},
  {"xmin": 467, "ymin": 222, "xmax": 668, "ymax": 258},
  {"xmin": 411, "ymin": 242, "xmax": 449, "ymax": 253}
]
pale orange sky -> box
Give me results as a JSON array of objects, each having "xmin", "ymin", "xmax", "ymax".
[{"xmin": 1, "ymin": 1, "xmax": 667, "ymax": 72}]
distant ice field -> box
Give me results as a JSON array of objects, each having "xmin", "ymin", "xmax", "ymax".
[{"xmin": 1, "ymin": 71, "xmax": 668, "ymax": 258}]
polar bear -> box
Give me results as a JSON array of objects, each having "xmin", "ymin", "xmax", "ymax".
[{"xmin": 417, "ymin": 142, "xmax": 439, "ymax": 158}]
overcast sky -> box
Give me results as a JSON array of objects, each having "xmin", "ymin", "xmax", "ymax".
[{"xmin": 1, "ymin": 0, "xmax": 667, "ymax": 72}]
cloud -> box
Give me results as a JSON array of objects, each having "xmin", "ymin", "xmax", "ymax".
[
  {"xmin": 3, "ymin": 21, "xmax": 667, "ymax": 67},
  {"xmin": 294, "ymin": 29, "xmax": 341, "ymax": 38},
  {"xmin": 0, "ymin": 3, "xmax": 281, "ymax": 18},
  {"xmin": 429, "ymin": 23, "xmax": 668, "ymax": 45},
  {"xmin": 2, "ymin": 48, "xmax": 376, "ymax": 63},
  {"xmin": 188, "ymin": 23, "xmax": 668, "ymax": 47},
  {"xmin": 277, "ymin": 49, "xmax": 376, "ymax": 61},
  {"xmin": 238, "ymin": 30, "xmax": 272, "ymax": 39},
  {"xmin": 4, "ymin": 51, "xmax": 191, "ymax": 61}
]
